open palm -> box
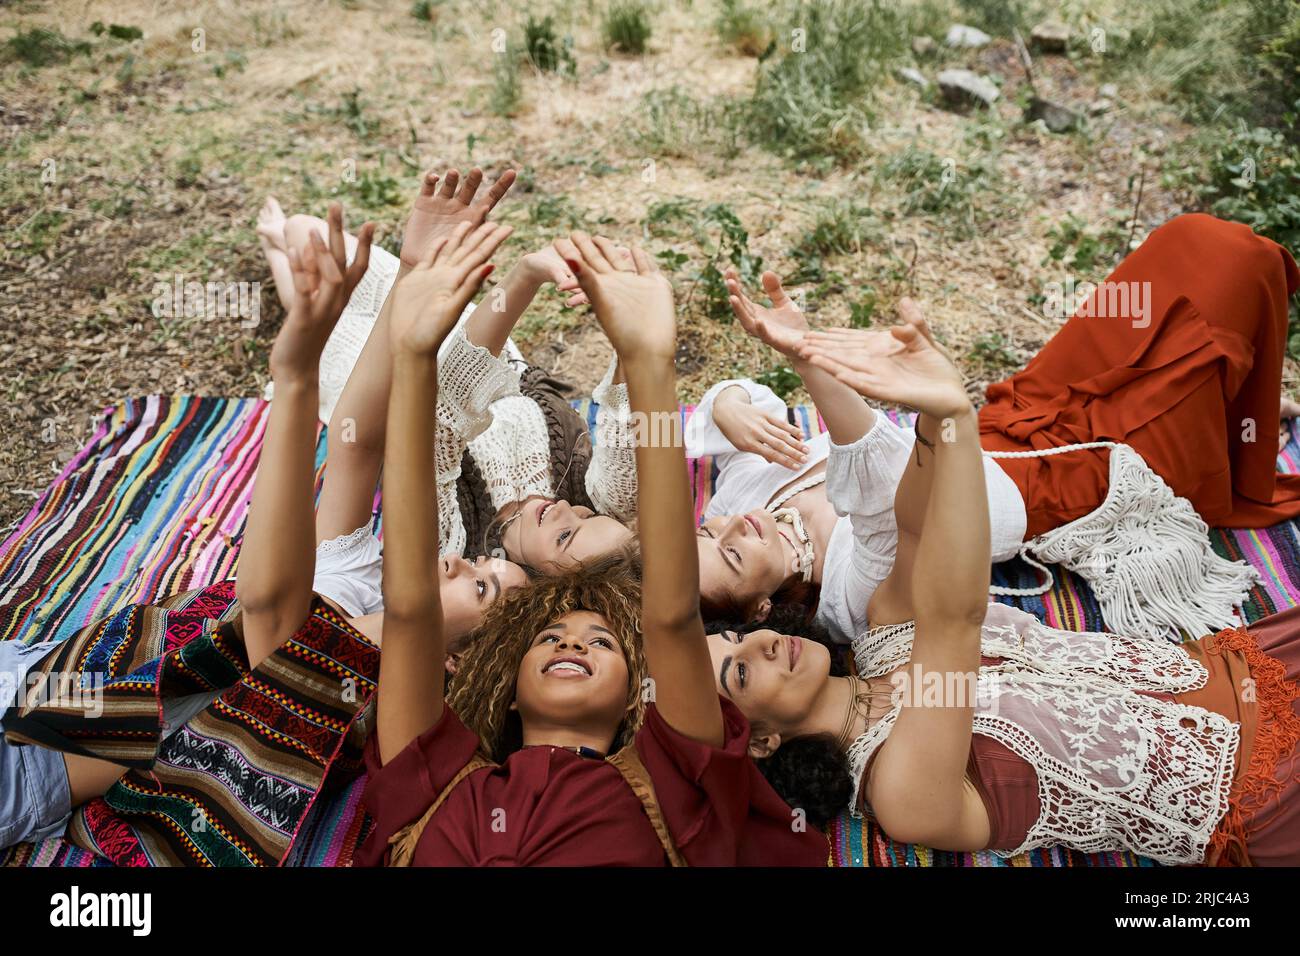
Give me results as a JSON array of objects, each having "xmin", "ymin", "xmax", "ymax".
[
  {"xmin": 798, "ymin": 322, "xmax": 969, "ymax": 418},
  {"xmin": 271, "ymin": 204, "xmax": 373, "ymax": 378},
  {"xmin": 400, "ymin": 167, "xmax": 516, "ymax": 269},
  {"xmin": 555, "ymin": 233, "xmax": 675, "ymax": 361},
  {"xmin": 389, "ymin": 221, "xmax": 514, "ymax": 356},
  {"xmin": 726, "ymin": 268, "xmax": 808, "ymax": 358}
]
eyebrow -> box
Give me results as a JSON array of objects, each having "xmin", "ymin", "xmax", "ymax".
[
  {"xmin": 589, "ymin": 624, "xmax": 615, "ymax": 637},
  {"xmin": 489, "ymin": 573, "xmax": 501, "ymax": 604},
  {"xmin": 719, "ymin": 656, "xmax": 733, "ymax": 697}
]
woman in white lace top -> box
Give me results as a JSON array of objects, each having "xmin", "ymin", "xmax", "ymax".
[{"xmin": 698, "ymin": 318, "xmax": 1300, "ymax": 865}]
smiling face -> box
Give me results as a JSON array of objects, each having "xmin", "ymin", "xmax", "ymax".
[
  {"xmin": 439, "ymin": 554, "xmax": 528, "ymax": 646},
  {"xmin": 706, "ymin": 627, "xmax": 831, "ymax": 754},
  {"xmin": 513, "ymin": 610, "xmax": 631, "ymax": 748},
  {"xmin": 502, "ymin": 497, "xmax": 633, "ymax": 574},
  {"xmin": 697, "ymin": 511, "xmax": 795, "ymax": 621}
]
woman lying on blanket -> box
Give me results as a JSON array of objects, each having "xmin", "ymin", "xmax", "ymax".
[
  {"xmin": 702, "ymin": 318, "xmax": 1300, "ymax": 866},
  {"xmin": 688, "ymin": 213, "xmax": 1300, "ymax": 643},
  {"xmin": 0, "ymin": 205, "xmax": 398, "ymax": 859},
  {"xmin": 353, "ymin": 231, "xmax": 825, "ymax": 866},
  {"xmin": 257, "ymin": 168, "xmax": 637, "ymax": 584}
]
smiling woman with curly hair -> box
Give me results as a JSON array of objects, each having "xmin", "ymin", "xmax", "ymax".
[{"xmin": 447, "ymin": 556, "xmax": 648, "ymax": 762}]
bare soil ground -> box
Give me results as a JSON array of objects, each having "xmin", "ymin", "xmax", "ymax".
[{"xmin": 0, "ymin": 0, "xmax": 1260, "ymax": 531}]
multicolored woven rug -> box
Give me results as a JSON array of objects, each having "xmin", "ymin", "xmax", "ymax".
[{"xmin": 3, "ymin": 397, "xmax": 1298, "ymax": 867}]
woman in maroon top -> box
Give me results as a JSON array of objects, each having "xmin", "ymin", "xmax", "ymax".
[{"xmin": 355, "ymin": 227, "xmax": 827, "ymax": 867}]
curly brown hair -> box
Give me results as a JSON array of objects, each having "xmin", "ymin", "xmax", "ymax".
[{"xmin": 447, "ymin": 554, "xmax": 647, "ymax": 762}]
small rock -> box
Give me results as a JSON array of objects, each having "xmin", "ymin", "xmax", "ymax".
[
  {"xmin": 1030, "ymin": 20, "xmax": 1070, "ymax": 53},
  {"xmin": 945, "ymin": 24, "xmax": 991, "ymax": 49},
  {"xmin": 1098, "ymin": 82, "xmax": 1119, "ymax": 99},
  {"xmin": 1025, "ymin": 96, "xmax": 1081, "ymax": 133},
  {"xmin": 911, "ymin": 35, "xmax": 936, "ymax": 57},
  {"xmin": 896, "ymin": 66, "xmax": 929, "ymax": 90},
  {"xmin": 1088, "ymin": 98, "xmax": 1113, "ymax": 116},
  {"xmin": 937, "ymin": 69, "xmax": 1000, "ymax": 109}
]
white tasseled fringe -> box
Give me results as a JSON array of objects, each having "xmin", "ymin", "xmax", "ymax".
[{"xmin": 987, "ymin": 443, "xmax": 1259, "ymax": 642}]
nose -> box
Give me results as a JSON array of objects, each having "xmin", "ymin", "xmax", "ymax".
[
  {"xmin": 444, "ymin": 555, "xmax": 471, "ymax": 578},
  {"xmin": 555, "ymin": 638, "xmax": 587, "ymax": 653},
  {"xmin": 724, "ymin": 514, "xmax": 750, "ymax": 539}
]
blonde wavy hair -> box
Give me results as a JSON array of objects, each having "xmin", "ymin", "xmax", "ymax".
[{"xmin": 447, "ymin": 554, "xmax": 646, "ymax": 762}]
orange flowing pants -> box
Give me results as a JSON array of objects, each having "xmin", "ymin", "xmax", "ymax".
[{"xmin": 981, "ymin": 214, "xmax": 1300, "ymax": 538}]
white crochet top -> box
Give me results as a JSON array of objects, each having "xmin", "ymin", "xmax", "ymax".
[
  {"xmin": 847, "ymin": 602, "xmax": 1240, "ymax": 865},
  {"xmin": 297, "ymin": 242, "xmax": 640, "ymax": 557}
]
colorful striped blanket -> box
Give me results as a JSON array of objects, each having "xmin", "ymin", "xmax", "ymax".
[{"xmin": 3, "ymin": 396, "xmax": 1299, "ymax": 867}]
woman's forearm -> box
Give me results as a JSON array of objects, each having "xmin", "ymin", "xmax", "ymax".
[
  {"xmin": 626, "ymin": 355, "xmax": 724, "ymax": 746},
  {"xmin": 315, "ymin": 265, "xmax": 412, "ymax": 544},
  {"xmin": 912, "ymin": 406, "xmax": 990, "ymax": 628},
  {"xmin": 792, "ymin": 357, "xmax": 877, "ymax": 445},
  {"xmin": 237, "ymin": 375, "xmax": 322, "ymax": 666},
  {"xmin": 464, "ymin": 262, "xmax": 541, "ymax": 356},
  {"xmin": 375, "ymin": 351, "xmax": 446, "ymax": 763}
]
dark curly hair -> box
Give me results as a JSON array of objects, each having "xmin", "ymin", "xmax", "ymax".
[{"xmin": 705, "ymin": 605, "xmax": 853, "ymax": 827}]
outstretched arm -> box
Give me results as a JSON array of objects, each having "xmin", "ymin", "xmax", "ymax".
[
  {"xmin": 315, "ymin": 168, "xmax": 516, "ymax": 545},
  {"xmin": 558, "ymin": 232, "xmax": 723, "ymax": 747},
  {"xmin": 375, "ymin": 220, "xmax": 514, "ymax": 765},
  {"xmin": 801, "ymin": 301, "xmax": 960, "ymax": 625},
  {"xmin": 726, "ymin": 268, "xmax": 877, "ymax": 446},
  {"xmin": 238, "ymin": 206, "xmax": 374, "ymax": 669},
  {"xmin": 801, "ymin": 323, "xmax": 992, "ymax": 849},
  {"xmin": 462, "ymin": 245, "xmax": 585, "ymax": 357}
]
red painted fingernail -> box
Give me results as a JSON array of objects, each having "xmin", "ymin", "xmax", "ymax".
[{"xmin": 565, "ymin": 259, "xmax": 581, "ymax": 274}]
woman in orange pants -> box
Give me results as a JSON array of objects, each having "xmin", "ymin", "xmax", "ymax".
[
  {"xmin": 750, "ymin": 213, "xmax": 1300, "ymax": 641},
  {"xmin": 982, "ymin": 213, "xmax": 1300, "ymax": 535}
]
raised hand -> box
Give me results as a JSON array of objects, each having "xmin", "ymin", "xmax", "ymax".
[
  {"xmin": 726, "ymin": 268, "xmax": 809, "ymax": 358},
  {"xmin": 399, "ymin": 167, "xmax": 517, "ymax": 269},
  {"xmin": 388, "ymin": 220, "xmax": 514, "ymax": 356},
  {"xmin": 796, "ymin": 305, "xmax": 970, "ymax": 419},
  {"xmin": 270, "ymin": 203, "xmax": 374, "ymax": 380},
  {"xmin": 554, "ymin": 232, "xmax": 675, "ymax": 363},
  {"xmin": 518, "ymin": 244, "xmax": 588, "ymax": 306},
  {"xmin": 713, "ymin": 393, "xmax": 810, "ymax": 469}
]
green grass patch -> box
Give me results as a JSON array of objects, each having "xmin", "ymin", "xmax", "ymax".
[{"xmin": 603, "ymin": 0, "xmax": 653, "ymax": 54}]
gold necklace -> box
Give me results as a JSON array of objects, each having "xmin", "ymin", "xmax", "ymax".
[{"xmin": 835, "ymin": 675, "xmax": 872, "ymax": 753}]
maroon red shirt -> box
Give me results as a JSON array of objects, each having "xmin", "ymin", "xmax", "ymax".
[{"xmin": 355, "ymin": 697, "xmax": 827, "ymax": 866}]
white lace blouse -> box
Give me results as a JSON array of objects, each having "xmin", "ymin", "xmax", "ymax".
[
  {"xmin": 305, "ymin": 248, "xmax": 637, "ymax": 615},
  {"xmin": 682, "ymin": 379, "xmax": 1028, "ymax": 643},
  {"xmin": 848, "ymin": 603, "xmax": 1239, "ymax": 865}
]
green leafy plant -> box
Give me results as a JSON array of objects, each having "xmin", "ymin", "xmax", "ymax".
[
  {"xmin": 89, "ymin": 22, "xmax": 144, "ymax": 41},
  {"xmin": 410, "ymin": 0, "xmax": 441, "ymax": 22},
  {"xmin": 4, "ymin": 28, "xmax": 91, "ymax": 67},
  {"xmin": 969, "ymin": 332, "xmax": 1021, "ymax": 374},
  {"xmin": 746, "ymin": 0, "xmax": 908, "ymax": 162},
  {"xmin": 1043, "ymin": 213, "xmax": 1128, "ymax": 277},
  {"xmin": 491, "ymin": 44, "xmax": 522, "ymax": 116},
  {"xmin": 756, "ymin": 366, "xmax": 803, "ymax": 401},
  {"xmin": 694, "ymin": 204, "xmax": 763, "ymax": 320},
  {"xmin": 603, "ymin": 0, "xmax": 653, "ymax": 54},
  {"xmin": 524, "ymin": 15, "xmax": 576, "ymax": 73},
  {"xmin": 715, "ymin": 0, "xmax": 775, "ymax": 57}
]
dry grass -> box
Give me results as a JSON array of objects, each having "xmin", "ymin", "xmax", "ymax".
[{"xmin": 0, "ymin": 0, "xmax": 1215, "ymax": 529}]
